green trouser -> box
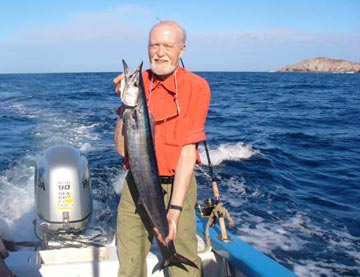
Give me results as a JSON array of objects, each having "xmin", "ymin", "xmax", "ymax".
[{"xmin": 117, "ymin": 172, "xmax": 201, "ymax": 277}]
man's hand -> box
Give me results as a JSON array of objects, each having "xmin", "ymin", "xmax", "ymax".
[
  {"xmin": 113, "ymin": 73, "xmax": 124, "ymax": 95},
  {"xmin": 153, "ymin": 226, "xmax": 166, "ymax": 246},
  {"xmin": 165, "ymin": 208, "xmax": 181, "ymax": 243},
  {"xmin": 153, "ymin": 209, "xmax": 181, "ymax": 246}
]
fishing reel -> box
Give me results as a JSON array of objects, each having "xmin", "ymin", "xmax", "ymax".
[{"xmin": 198, "ymin": 197, "xmax": 219, "ymax": 218}]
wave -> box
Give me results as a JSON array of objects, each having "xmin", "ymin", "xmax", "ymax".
[
  {"xmin": 198, "ymin": 142, "xmax": 260, "ymax": 166},
  {"xmin": 0, "ymin": 155, "xmax": 36, "ymax": 242},
  {"xmin": 236, "ymin": 208, "xmax": 360, "ymax": 276}
]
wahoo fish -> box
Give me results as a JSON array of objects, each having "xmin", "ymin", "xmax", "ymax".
[{"xmin": 120, "ymin": 60, "xmax": 198, "ymax": 272}]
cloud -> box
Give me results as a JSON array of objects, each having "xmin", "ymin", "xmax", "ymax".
[
  {"xmin": 184, "ymin": 29, "xmax": 360, "ymax": 71},
  {"xmin": 1, "ymin": 5, "xmax": 360, "ymax": 73},
  {"xmin": 0, "ymin": 4, "xmax": 155, "ymax": 73},
  {"xmin": 10, "ymin": 4, "xmax": 152, "ymax": 43}
]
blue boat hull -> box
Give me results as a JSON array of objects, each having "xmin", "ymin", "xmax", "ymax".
[{"xmin": 196, "ymin": 213, "xmax": 297, "ymax": 277}]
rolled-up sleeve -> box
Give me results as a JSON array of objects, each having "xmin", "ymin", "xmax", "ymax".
[{"xmin": 182, "ymin": 79, "xmax": 211, "ymax": 145}]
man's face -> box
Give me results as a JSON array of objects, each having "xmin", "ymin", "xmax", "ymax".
[{"xmin": 148, "ymin": 24, "xmax": 185, "ymax": 77}]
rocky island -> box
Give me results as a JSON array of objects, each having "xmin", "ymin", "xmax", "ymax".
[{"xmin": 278, "ymin": 57, "xmax": 360, "ymax": 73}]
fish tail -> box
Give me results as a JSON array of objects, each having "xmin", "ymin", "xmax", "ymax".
[{"xmin": 153, "ymin": 253, "xmax": 199, "ymax": 273}]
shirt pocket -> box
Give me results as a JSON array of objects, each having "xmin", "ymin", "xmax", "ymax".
[{"xmin": 163, "ymin": 117, "xmax": 186, "ymax": 147}]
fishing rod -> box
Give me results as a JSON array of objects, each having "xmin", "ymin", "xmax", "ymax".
[
  {"xmin": 180, "ymin": 60, "xmax": 218, "ymax": 191},
  {"xmin": 203, "ymin": 140, "xmax": 220, "ymax": 201},
  {"xmin": 180, "ymin": 58, "xmax": 233, "ymax": 241},
  {"xmin": 180, "ymin": 58, "xmax": 220, "ymax": 203}
]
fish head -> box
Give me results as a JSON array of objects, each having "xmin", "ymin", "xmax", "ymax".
[{"xmin": 121, "ymin": 60, "xmax": 143, "ymax": 107}]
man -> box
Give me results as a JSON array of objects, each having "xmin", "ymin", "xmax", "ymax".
[{"xmin": 114, "ymin": 20, "xmax": 210, "ymax": 276}]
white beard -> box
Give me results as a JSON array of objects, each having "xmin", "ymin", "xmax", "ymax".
[{"xmin": 150, "ymin": 62, "xmax": 177, "ymax": 76}]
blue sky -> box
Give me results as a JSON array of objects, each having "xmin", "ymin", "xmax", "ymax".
[{"xmin": 1, "ymin": 0, "xmax": 359, "ymax": 73}]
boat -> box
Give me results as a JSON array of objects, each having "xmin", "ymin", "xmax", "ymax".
[{"xmin": 1, "ymin": 145, "xmax": 297, "ymax": 276}]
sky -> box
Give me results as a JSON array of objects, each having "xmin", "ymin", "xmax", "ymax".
[{"xmin": 1, "ymin": 0, "xmax": 359, "ymax": 73}]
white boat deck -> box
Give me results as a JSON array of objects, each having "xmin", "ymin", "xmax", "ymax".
[{"xmin": 5, "ymin": 237, "xmax": 227, "ymax": 277}]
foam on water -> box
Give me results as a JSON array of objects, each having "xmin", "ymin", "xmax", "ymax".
[
  {"xmin": 0, "ymin": 155, "xmax": 36, "ymax": 242},
  {"xmin": 33, "ymin": 117, "xmax": 101, "ymax": 152},
  {"xmin": 111, "ymin": 170, "xmax": 126, "ymax": 195},
  {"xmin": 230, "ymin": 184, "xmax": 359, "ymax": 276},
  {"xmin": 237, "ymin": 215, "xmax": 307, "ymax": 253},
  {"xmin": 198, "ymin": 141, "xmax": 260, "ymax": 166},
  {"xmin": 293, "ymin": 259, "xmax": 359, "ymax": 277}
]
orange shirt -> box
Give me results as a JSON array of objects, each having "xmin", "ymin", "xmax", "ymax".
[{"xmin": 119, "ymin": 66, "xmax": 211, "ymax": 176}]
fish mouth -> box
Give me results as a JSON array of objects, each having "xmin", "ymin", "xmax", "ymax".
[
  {"xmin": 122, "ymin": 59, "xmax": 143, "ymax": 80},
  {"xmin": 120, "ymin": 60, "xmax": 143, "ymax": 107}
]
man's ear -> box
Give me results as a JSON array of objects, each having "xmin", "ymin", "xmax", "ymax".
[{"xmin": 179, "ymin": 44, "xmax": 186, "ymax": 59}]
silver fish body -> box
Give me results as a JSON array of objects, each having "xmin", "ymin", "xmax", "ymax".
[{"xmin": 120, "ymin": 60, "xmax": 198, "ymax": 272}]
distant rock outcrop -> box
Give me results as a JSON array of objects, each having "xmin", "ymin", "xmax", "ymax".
[{"xmin": 278, "ymin": 57, "xmax": 360, "ymax": 73}]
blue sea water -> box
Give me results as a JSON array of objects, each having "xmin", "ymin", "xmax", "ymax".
[{"xmin": 0, "ymin": 71, "xmax": 359, "ymax": 276}]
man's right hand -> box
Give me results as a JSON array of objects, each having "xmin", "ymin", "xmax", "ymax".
[{"xmin": 113, "ymin": 73, "xmax": 124, "ymax": 95}]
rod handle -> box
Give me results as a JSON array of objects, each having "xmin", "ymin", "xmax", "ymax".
[
  {"xmin": 212, "ymin": 181, "xmax": 220, "ymax": 199},
  {"xmin": 218, "ymin": 217, "xmax": 228, "ymax": 240}
]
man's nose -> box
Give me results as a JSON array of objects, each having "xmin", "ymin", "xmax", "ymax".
[{"xmin": 156, "ymin": 45, "xmax": 166, "ymax": 56}]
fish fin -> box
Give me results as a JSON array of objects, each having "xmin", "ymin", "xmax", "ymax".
[
  {"xmin": 122, "ymin": 60, "xmax": 131, "ymax": 76},
  {"xmin": 152, "ymin": 253, "xmax": 199, "ymax": 273},
  {"xmin": 134, "ymin": 198, "xmax": 143, "ymax": 214},
  {"xmin": 135, "ymin": 61, "xmax": 143, "ymax": 73},
  {"xmin": 149, "ymin": 111, "xmax": 155, "ymax": 139},
  {"xmin": 137, "ymin": 197, "xmax": 144, "ymax": 206}
]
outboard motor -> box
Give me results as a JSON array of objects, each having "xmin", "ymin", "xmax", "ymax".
[{"xmin": 34, "ymin": 145, "xmax": 92, "ymax": 233}]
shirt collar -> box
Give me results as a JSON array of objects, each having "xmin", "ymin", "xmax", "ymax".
[{"xmin": 151, "ymin": 66, "xmax": 184, "ymax": 94}]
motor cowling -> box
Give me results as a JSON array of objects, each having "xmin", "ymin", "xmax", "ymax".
[{"xmin": 34, "ymin": 145, "xmax": 92, "ymax": 233}]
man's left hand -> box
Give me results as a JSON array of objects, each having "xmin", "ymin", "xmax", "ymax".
[{"xmin": 165, "ymin": 209, "xmax": 181, "ymax": 243}]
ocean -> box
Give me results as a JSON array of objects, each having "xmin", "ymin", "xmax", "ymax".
[{"xmin": 0, "ymin": 71, "xmax": 359, "ymax": 276}]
